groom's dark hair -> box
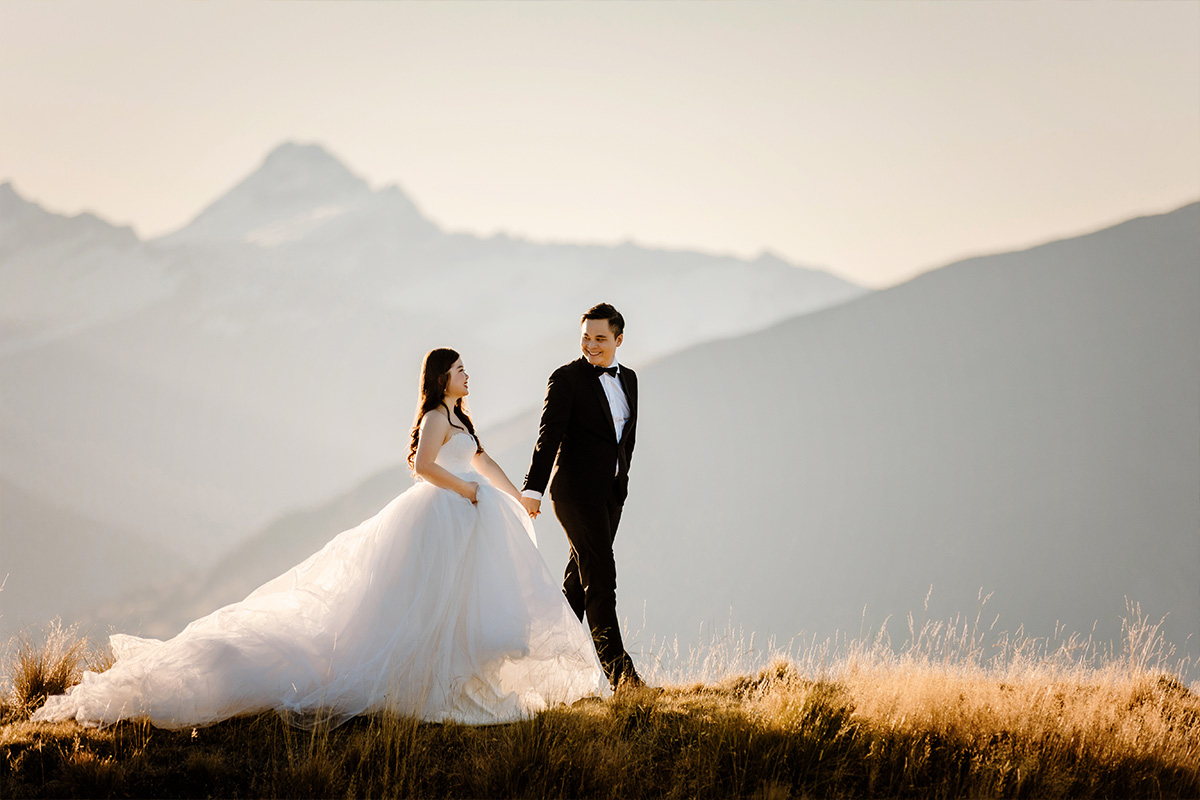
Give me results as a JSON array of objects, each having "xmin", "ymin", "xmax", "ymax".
[{"xmin": 582, "ymin": 303, "xmax": 624, "ymax": 336}]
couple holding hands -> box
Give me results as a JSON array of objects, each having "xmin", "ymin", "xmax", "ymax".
[{"xmin": 35, "ymin": 303, "xmax": 645, "ymax": 729}]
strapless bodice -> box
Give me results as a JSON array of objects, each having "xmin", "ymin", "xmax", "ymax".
[{"xmin": 435, "ymin": 431, "xmax": 478, "ymax": 473}]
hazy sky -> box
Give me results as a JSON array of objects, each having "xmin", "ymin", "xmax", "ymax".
[{"xmin": 1, "ymin": 1, "xmax": 1197, "ymax": 287}]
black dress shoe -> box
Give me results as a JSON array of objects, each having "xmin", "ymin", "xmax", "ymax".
[
  {"xmin": 615, "ymin": 672, "xmax": 643, "ymax": 690},
  {"xmin": 613, "ymin": 667, "xmax": 655, "ymax": 692}
]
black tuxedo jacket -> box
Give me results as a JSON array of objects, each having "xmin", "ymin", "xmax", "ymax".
[{"xmin": 523, "ymin": 357, "xmax": 638, "ymax": 505}]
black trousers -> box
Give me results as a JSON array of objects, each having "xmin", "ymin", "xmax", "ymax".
[{"xmin": 552, "ymin": 496, "xmax": 636, "ymax": 684}]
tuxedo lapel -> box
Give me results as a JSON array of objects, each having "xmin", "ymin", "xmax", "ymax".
[
  {"xmin": 575, "ymin": 357, "xmax": 622, "ymax": 442},
  {"xmin": 587, "ymin": 367, "xmax": 619, "ymax": 441},
  {"xmin": 616, "ymin": 369, "xmax": 636, "ymax": 444}
]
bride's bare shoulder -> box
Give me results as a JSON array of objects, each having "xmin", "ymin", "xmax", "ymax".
[{"xmin": 419, "ymin": 408, "xmax": 451, "ymax": 439}]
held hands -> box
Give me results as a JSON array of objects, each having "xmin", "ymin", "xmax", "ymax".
[
  {"xmin": 462, "ymin": 481, "xmax": 479, "ymax": 505},
  {"xmin": 519, "ymin": 496, "xmax": 541, "ymax": 519}
]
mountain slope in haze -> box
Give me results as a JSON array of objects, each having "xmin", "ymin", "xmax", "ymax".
[
  {"xmin": 0, "ymin": 477, "xmax": 187, "ymax": 632},
  {"xmin": 604, "ymin": 200, "xmax": 1199, "ymax": 658},
  {"xmin": 1, "ymin": 142, "xmax": 866, "ymax": 637},
  {"xmin": 107, "ymin": 202, "xmax": 1199, "ymax": 666},
  {"xmin": 0, "ymin": 183, "xmax": 177, "ymax": 354}
]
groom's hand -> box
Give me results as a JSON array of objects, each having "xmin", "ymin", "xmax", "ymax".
[{"xmin": 520, "ymin": 496, "xmax": 541, "ymax": 519}]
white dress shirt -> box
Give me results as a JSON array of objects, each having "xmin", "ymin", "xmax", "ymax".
[{"xmin": 600, "ymin": 360, "xmax": 630, "ymax": 442}]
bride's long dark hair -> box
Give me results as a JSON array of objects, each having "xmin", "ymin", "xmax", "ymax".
[{"xmin": 408, "ymin": 347, "xmax": 481, "ymax": 473}]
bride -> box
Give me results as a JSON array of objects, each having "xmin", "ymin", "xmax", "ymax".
[{"xmin": 33, "ymin": 348, "xmax": 609, "ymax": 729}]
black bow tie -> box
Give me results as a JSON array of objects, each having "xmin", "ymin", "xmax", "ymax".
[{"xmin": 593, "ymin": 364, "xmax": 619, "ymax": 378}]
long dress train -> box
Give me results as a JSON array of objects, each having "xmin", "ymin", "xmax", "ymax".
[{"xmin": 32, "ymin": 433, "xmax": 609, "ymax": 728}]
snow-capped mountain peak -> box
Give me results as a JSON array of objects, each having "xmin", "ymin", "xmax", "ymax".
[
  {"xmin": 250, "ymin": 142, "xmax": 368, "ymax": 198},
  {"xmin": 157, "ymin": 142, "xmax": 430, "ymax": 248}
]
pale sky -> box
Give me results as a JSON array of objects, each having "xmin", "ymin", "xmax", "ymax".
[{"xmin": 1, "ymin": 1, "xmax": 1197, "ymax": 287}]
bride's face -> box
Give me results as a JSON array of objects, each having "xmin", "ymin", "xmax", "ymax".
[{"xmin": 444, "ymin": 358, "xmax": 469, "ymax": 399}]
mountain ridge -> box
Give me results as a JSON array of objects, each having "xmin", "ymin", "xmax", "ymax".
[{"xmin": 155, "ymin": 142, "xmax": 437, "ymax": 248}]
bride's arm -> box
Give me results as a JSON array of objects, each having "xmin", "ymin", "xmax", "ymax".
[
  {"xmin": 471, "ymin": 450, "xmax": 523, "ymax": 502},
  {"xmin": 413, "ymin": 413, "xmax": 479, "ymax": 503}
]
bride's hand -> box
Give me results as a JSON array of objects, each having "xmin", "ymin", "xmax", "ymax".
[
  {"xmin": 519, "ymin": 496, "xmax": 541, "ymax": 519},
  {"xmin": 462, "ymin": 482, "xmax": 479, "ymax": 504}
]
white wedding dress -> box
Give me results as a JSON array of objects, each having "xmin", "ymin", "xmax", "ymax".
[{"xmin": 33, "ymin": 432, "xmax": 608, "ymax": 729}]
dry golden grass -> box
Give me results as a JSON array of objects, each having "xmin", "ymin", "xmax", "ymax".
[
  {"xmin": 0, "ymin": 619, "xmax": 113, "ymax": 724},
  {"xmin": 1, "ymin": 606, "xmax": 1197, "ymax": 798}
]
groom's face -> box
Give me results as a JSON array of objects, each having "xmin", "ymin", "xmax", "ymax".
[{"xmin": 581, "ymin": 319, "xmax": 622, "ymax": 367}]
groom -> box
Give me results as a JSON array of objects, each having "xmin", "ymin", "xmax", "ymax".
[{"xmin": 521, "ymin": 303, "xmax": 644, "ymax": 689}]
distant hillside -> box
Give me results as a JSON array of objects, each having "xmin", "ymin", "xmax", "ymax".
[
  {"xmin": 600, "ymin": 200, "xmax": 1199, "ymax": 658},
  {"xmin": 103, "ymin": 202, "xmax": 1199, "ymax": 664}
]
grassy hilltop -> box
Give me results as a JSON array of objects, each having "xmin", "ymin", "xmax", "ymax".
[{"xmin": 1, "ymin": 613, "xmax": 1198, "ymax": 799}]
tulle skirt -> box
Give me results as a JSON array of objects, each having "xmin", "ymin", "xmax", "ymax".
[{"xmin": 33, "ymin": 476, "xmax": 608, "ymax": 728}]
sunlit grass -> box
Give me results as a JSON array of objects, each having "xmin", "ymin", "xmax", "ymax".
[{"xmin": 2, "ymin": 603, "xmax": 1197, "ymax": 798}]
